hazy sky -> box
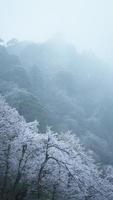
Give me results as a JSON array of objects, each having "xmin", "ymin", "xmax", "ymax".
[{"xmin": 0, "ymin": 0, "xmax": 113, "ymax": 63}]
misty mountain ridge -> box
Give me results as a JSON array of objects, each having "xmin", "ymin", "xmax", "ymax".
[
  {"xmin": 0, "ymin": 38, "xmax": 113, "ymax": 166},
  {"xmin": 1, "ymin": 37, "xmax": 113, "ymax": 200}
]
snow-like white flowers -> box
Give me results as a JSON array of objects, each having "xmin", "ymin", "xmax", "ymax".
[{"xmin": 0, "ymin": 96, "xmax": 113, "ymax": 200}]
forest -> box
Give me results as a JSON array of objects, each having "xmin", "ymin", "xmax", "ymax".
[{"xmin": 0, "ymin": 38, "xmax": 113, "ymax": 199}]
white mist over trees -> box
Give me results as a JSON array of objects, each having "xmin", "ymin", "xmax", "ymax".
[
  {"xmin": 1, "ymin": 1, "xmax": 113, "ymax": 199},
  {"xmin": 0, "ymin": 40, "xmax": 113, "ymax": 164},
  {"xmin": 0, "ymin": 39, "xmax": 113, "ymax": 199},
  {"xmin": 1, "ymin": 0, "xmax": 113, "ymax": 64}
]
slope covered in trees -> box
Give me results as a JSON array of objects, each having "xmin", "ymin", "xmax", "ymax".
[
  {"xmin": 0, "ymin": 96, "xmax": 113, "ymax": 200},
  {"xmin": 0, "ymin": 39, "xmax": 112, "ymax": 165},
  {"xmin": 0, "ymin": 44, "xmax": 48, "ymax": 131},
  {"xmin": 1, "ymin": 38, "xmax": 113, "ymax": 199}
]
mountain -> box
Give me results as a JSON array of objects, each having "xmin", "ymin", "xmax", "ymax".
[{"xmin": 0, "ymin": 40, "xmax": 113, "ymax": 164}]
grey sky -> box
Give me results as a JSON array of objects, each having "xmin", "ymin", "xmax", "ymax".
[{"xmin": 0, "ymin": 0, "xmax": 113, "ymax": 63}]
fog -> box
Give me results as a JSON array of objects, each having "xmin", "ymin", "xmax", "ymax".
[
  {"xmin": 1, "ymin": 1, "xmax": 113, "ymax": 199},
  {"xmin": 0, "ymin": 0, "xmax": 113, "ymax": 63}
]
